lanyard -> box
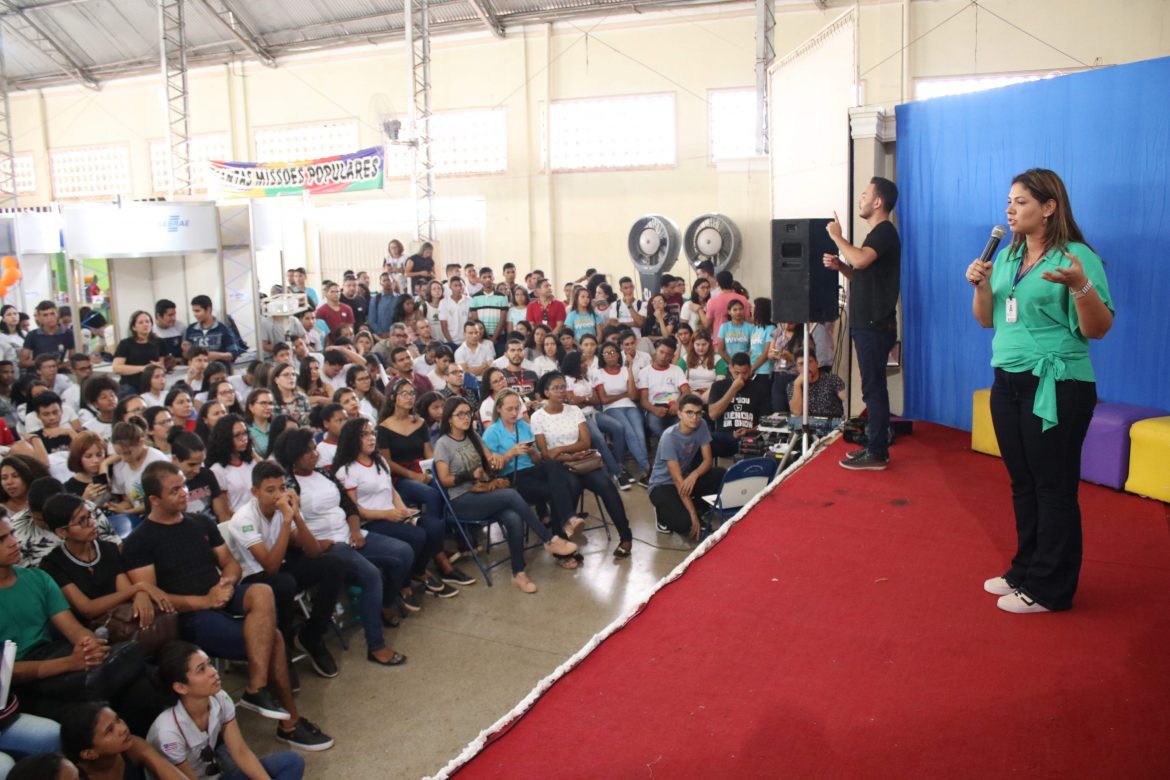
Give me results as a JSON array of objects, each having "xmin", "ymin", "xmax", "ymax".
[{"xmin": 1010, "ymin": 247, "xmax": 1047, "ymax": 298}]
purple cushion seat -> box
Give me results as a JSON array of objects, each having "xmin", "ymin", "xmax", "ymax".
[{"xmin": 1081, "ymin": 402, "xmax": 1169, "ymax": 489}]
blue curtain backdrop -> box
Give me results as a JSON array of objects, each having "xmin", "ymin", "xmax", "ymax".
[{"xmin": 896, "ymin": 56, "xmax": 1170, "ymax": 431}]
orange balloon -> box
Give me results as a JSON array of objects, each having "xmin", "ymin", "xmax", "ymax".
[
  {"xmin": 7, "ymin": 269, "xmax": 18, "ymax": 282},
  {"xmin": 0, "ymin": 269, "xmax": 17, "ymax": 287},
  {"xmin": 0, "ymin": 286, "xmax": 9, "ymax": 297},
  {"xmin": 0, "ymin": 256, "xmax": 16, "ymax": 269}
]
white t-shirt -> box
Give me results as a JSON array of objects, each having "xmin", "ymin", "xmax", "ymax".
[
  {"xmin": 148, "ymin": 691, "xmax": 234, "ymax": 779},
  {"xmin": 454, "ymin": 340, "xmax": 495, "ymax": 370},
  {"xmin": 567, "ymin": 376, "xmax": 596, "ymax": 417},
  {"xmin": 687, "ymin": 364, "xmax": 718, "ymax": 393},
  {"xmin": 492, "ymin": 355, "xmax": 537, "ymax": 372},
  {"xmin": 22, "ymin": 404, "xmax": 80, "ymax": 435},
  {"xmin": 79, "ymin": 409, "xmax": 112, "ymax": 439},
  {"xmin": 438, "ymin": 296, "xmax": 470, "ymax": 344},
  {"xmin": 591, "ymin": 366, "xmax": 637, "ymax": 410},
  {"xmin": 478, "ymin": 396, "xmax": 497, "ymax": 427},
  {"xmin": 110, "ymin": 447, "xmax": 169, "ymax": 507},
  {"xmin": 210, "ymin": 461, "xmax": 256, "ymax": 512},
  {"xmin": 317, "ymin": 438, "xmax": 339, "ymax": 468},
  {"xmin": 140, "ymin": 391, "xmax": 166, "ymax": 408},
  {"xmin": 323, "ymin": 368, "xmax": 349, "ymax": 392},
  {"xmin": 624, "ymin": 350, "xmax": 651, "ymax": 376},
  {"xmin": 531, "ymin": 404, "xmax": 587, "ymax": 450},
  {"xmin": 531, "ymin": 355, "xmax": 558, "ymax": 378},
  {"xmin": 337, "ymin": 458, "xmax": 396, "ymax": 512},
  {"xmin": 611, "ymin": 298, "xmax": 644, "ymax": 338},
  {"xmin": 295, "ymin": 471, "xmax": 349, "ymax": 544},
  {"xmin": 225, "ymin": 497, "xmax": 285, "ymax": 578},
  {"xmin": 637, "ymin": 363, "xmax": 689, "ymax": 407}
]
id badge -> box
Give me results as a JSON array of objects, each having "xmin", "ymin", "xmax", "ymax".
[{"xmin": 1005, "ymin": 297, "xmax": 1018, "ymax": 324}]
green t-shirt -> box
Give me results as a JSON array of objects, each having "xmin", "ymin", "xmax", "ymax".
[
  {"xmin": 0, "ymin": 566, "xmax": 71, "ymax": 660},
  {"xmin": 989, "ymin": 241, "xmax": 1113, "ymax": 430}
]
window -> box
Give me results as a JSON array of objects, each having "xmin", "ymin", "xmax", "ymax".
[
  {"xmin": 50, "ymin": 144, "xmax": 131, "ymax": 199},
  {"xmin": 709, "ymin": 87, "xmax": 758, "ymax": 162},
  {"xmin": 150, "ymin": 133, "xmax": 231, "ymax": 193},
  {"xmin": 0, "ymin": 154, "xmax": 36, "ymax": 194},
  {"xmin": 253, "ymin": 120, "xmax": 360, "ymax": 163},
  {"xmin": 915, "ymin": 71, "xmax": 1068, "ymax": 101},
  {"xmin": 385, "ymin": 108, "xmax": 507, "ymax": 177},
  {"xmin": 542, "ymin": 93, "xmax": 676, "ymax": 171}
]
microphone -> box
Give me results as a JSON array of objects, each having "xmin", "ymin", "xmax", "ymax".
[{"xmin": 970, "ymin": 225, "xmax": 1007, "ymax": 285}]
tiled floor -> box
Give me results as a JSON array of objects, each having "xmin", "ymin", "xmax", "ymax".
[{"xmin": 234, "ymin": 486, "xmax": 693, "ymax": 778}]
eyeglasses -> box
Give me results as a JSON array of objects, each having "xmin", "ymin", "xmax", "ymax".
[
  {"xmin": 68, "ymin": 510, "xmax": 96, "ymax": 528},
  {"xmin": 200, "ymin": 745, "xmax": 221, "ymax": 776}
]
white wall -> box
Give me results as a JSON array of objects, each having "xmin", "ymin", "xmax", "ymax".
[{"xmin": 6, "ymin": 0, "xmax": 1169, "ymax": 300}]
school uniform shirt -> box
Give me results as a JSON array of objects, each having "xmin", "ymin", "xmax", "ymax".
[
  {"xmin": 591, "ymin": 366, "xmax": 637, "ymax": 411},
  {"xmin": 623, "ymin": 350, "xmax": 651, "ymax": 376},
  {"xmin": 148, "ymin": 692, "xmax": 236, "ymax": 779},
  {"xmin": 636, "ymin": 363, "xmax": 689, "ymax": 407},
  {"xmin": 438, "ymin": 296, "xmax": 470, "ymax": 344},
  {"xmin": 210, "ymin": 461, "xmax": 256, "ymax": 512},
  {"xmin": 225, "ymin": 498, "xmax": 285, "ymax": 578},
  {"xmin": 317, "ymin": 438, "xmax": 339, "ymax": 469},
  {"xmin": 294, "ymin": 470, "xmax": 350, "ymax": 544},
  {"xmin": 110, "ymin": 448, "xmax": 170, "ymax": 508},
  {"xmin": 336, "ymin": 459, "xmax": 396, "ymax": 512},
  {"xmin": 610, "ymin": 298, "xmax": 644, "ymax": 338},
  {"xmin": 567, "ymin": 376, "xmax": 597, "ymax": 416}
]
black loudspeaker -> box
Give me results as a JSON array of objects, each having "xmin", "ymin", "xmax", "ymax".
[{"xmin": 771, "ymin": 218, "xmax": 840, "ymax": 323}]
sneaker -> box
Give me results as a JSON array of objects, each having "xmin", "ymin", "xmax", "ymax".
[
  {"xmin": 656, "ymin": 520, "xmax": 670, "ymax": 535},
  {"xmin": 441, "ymin": 566, "xmax": 476, "ymax": 586},
  {"xmin": 426, "ymin": 580, "xmax": 460, "ymax": 598},
  {"xmin": 616, "ymin": 471, "xmax": 635, "ymax": 491},
  {"xmin": 399, "ymin": 592, "xmax": 422, "ymax": 613},
  {"xmin": 997, "ymin": 590, "xmax": 1052, "ymax": 614},
  {"xmin": 296, "ymin": 631, "xmax": 339, "ymax": 679},
  {"xmin": 239, "ymin": 688, "xmax": 290, "ymax": 720},
  {"xmin": 419, "ymin": 573, "xmax": 447, "ymax": 594},
  {"xmin": 983, "ymin": 576, "xmax": 1014, "ymax": 596},
  {"xmin": 638, "ymin": 470, "xmax": 652, "ymax": 489},
  {"xmin": 839, "ymin": 452, "xmax": 888, "ymax": 471},
  {"xmin": 276, "ymin": 717, "xmax": 335, "ymax": 752},
  {"xmin": 844, "ymin": 448, "xmax": 868, "ymax": 461}
]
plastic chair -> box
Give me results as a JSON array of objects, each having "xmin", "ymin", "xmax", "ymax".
[{"xmin": 701, "ymin": 457, "xmax": 779, "ymax": 526}]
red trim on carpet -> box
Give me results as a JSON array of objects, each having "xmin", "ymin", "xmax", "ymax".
[{"xmin": 452, "ymin": 424, "xmax": 1170, "ymax": 778}]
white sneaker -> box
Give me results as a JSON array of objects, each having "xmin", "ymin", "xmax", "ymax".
[
  {"xmin": 983, "ymin": 576, "xmax": 1014, "ymax": 596},
  {"xmin": 996, "ymin": 590, "xmax": 1051, "ymax": 614}
]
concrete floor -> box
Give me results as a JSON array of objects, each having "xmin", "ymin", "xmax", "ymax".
[{"xmin": 232, "ymin": 486, "xmax": 693, "ymax": 778}]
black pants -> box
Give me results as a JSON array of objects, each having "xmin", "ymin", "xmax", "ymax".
[
  {"xmin": 990, "ymin": 368, "xmax": 1096, "ymax": 611},
  {"xmin": 566, "ymin": 468, "xmax": 632, "ymax": 543},
  {"xmin": 648, "ymin": 467, "xmax": 726, "ymax": 535},
  {"xmin": 712, "ymin": 430, "xmax": 739, "ymax": 458},
  {"xmin": 511, "ymin": 461, "xmax": 577, "ymax": 527},
  {"xmin": 242, "ymin": 551, "xmax": 348, "ymax": 645},
  {"xmin": 851, "ymin": 326, "xmax": 898, "ymax": 459}
]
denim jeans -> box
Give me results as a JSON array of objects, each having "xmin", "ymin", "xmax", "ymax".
[
  {"xmin": 363, "ymin": 513, "xmax": 437, "ymax": 579},
  {"xmin": 323, "ymin": 537, "xmax": 411, "ymax": 651},
  {"xmin": 603, "ymin": 406, "xmax": 650, "ymax": 472},
  {"xmin": 219, "ymin": 748, "xmax": 305, "ymax": 780},
  {"xmin": 644, "ymin": 409, "xmax": 679, "ymax": 441},
  {"xmin": 450, "ymin": 488, "xmax": 549, "ymax": 574},
  {"xmin": 990, "ymin": 369, "xmax": 1096, "ymax": 610},
  {"xmin": 587, "ymin": 412, "xmax": 625, "ymax": 476},
  {"xmin": 242, "ymin": 551, "xmax": 348, "ymax": 646},
  {"xmin": 0, "ymin": 713, "xmax": 61, "ymax": 766},
  {"xmin": 850, "ymin": 327, "xmax": 898, "ymax": 459}
]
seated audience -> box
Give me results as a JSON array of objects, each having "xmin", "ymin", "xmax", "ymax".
[
  {"xmin": 170, "ymin": 432, "xmax": 229, "ymax": 523},
  {"xmin": 637, "ymin": 337, "xmax": 692, "ymax": 443},
  {"xmin": 592, "ymin": 340, "xmax": 651, "ymax": 482},
  {"xmin": 106, "ymin": 423, "xmax": 170, "ymax": 537},
  {"xmin": 206, "ymin": 415, "xmax": 256, "ymax": 513},
  {"xmin": 708, "ymin": 353, "xmax": 772, "ymax": 458},
  {"xmin": 61, "ymin": 702, "xmax": 185, "ymax": 780},
  {"xmin": 787, "ymin": 348, "xmax": 846, "ymax": 419},
  {"xmin": 12, "ymin": 477, "xmax": 120, "ymax": 568},
  {"xmin": 647, "ymin": 394, "xmax": 725, "ymax": 541}
]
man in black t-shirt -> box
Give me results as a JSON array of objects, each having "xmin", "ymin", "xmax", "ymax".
[
  {"xmin": 122, "ymin": 461, "xmax": 332, "ymax": 748},
  {"xmin": 824, "ymin": 176, "xmax": 901, "ymax": 471},
  {"xmin": 340, "ymin": 276, "xmax": 368, "ymax": 328},
  {"xmin": 501, "ymin": 337, "xmax": 539, "ymax": 409},
  {"xmin": 20, "ymin": 300, "xmax": 75, "ymax": 369},
  {"xmin": 707, "ymin": 352, "xmax": 771, "ymax": 458}
]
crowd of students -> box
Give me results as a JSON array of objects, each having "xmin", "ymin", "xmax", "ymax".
[{"xmin": 0, "ymin": 250, "xmax": 847, "ymax": 779}]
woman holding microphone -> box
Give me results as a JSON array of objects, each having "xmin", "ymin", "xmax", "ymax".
[{"xmin": 966, "ymin": 168, "xmax": 1113, "ymax": 614}]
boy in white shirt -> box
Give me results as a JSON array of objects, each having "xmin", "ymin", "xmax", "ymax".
[{"xmin": 453, "ymin": 321, "xmax": 496, "ymax": 377}]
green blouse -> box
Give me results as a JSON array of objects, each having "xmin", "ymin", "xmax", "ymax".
[{"xmin": 990, "ymin": 241, "xmax": 1113, "ymax": 430}]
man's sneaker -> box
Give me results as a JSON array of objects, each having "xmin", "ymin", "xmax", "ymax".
[
  {"xmin": 616, "ymin": 471, "xmax": 635, "ymax": 491},
  {"xmin": 441, "ymin": 566, "xmax": 476, "ymax": 586},
  {"xmin": 839, "ymin": 452, "xmax": 888, "ymax": 471},
  {"xmin": 427, "ymin": 580, "xmax": 460, "ymax": 598},
  {"xmin": 276, "ymin": 717, "xmax": 335, "ymax": 752},
  {"xmin": 983, "ymin": 576, "xmax": 1014, "ymax": 596},
  {"xmin": 399, "ymin": 592, "xmax": 422, "ymax": 613},
  {"xmin": 239, "ymin": 688, "xmax": 290, "ymax": 720},
  {"xmin": 296, "ymin": 631, "xmax": 339, "ymax": 679},
  {"xmin": 997, "ymin": 590, "xmax": 1052, "ymax": 614},
  {"xmin": 844, "ymin": 448, "xmax": 868, "ymax": 461},
  {"xmin": 419, "ymin": 573, "xmax": 447, "ymax": 594},
  {"xmin": 638, "ymin": 471, "xmax": 652, "ymax": 489},
  {"xmin": 656, "ymin": 520, "xmax": 671, "ymax": 535}
]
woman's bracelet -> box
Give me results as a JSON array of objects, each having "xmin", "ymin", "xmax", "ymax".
[{"xmin": 1074, "ymin": 280, "xmax": 1095, "ymax": 299}]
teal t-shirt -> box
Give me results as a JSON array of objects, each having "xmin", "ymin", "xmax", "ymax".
[
  {"xmin": 564, "ymin": 311, "xmax": 602, "ymax": 340},
  {"xmin": 749, "ymin": 324, "xmax": 776, "ymax": 376},
  {"xmin": 989, "ymin": 241, "xmax": 1113, "ymax": 430},
  {"xmin": 0, "ymin": 566, "xmax": 71, "ymax": 660},
  {"xmin": 718, "ymin": 321, "xmax": 754, "ymax": 360},
  {"xmin": 482, "ymin": 419, "xmax": 536, "ymax": 474}
]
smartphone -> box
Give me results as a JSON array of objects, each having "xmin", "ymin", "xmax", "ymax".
[
  {"xmin": 92, "ymin": 474, "xmax": 109, "ymax": 487},
  {"xmin": 403, "ymin": 508, "xmax": 421, "ymax": 525}
]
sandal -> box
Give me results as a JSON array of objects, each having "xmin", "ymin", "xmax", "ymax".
[
  {"xmin": 562, "ymin": 515, "xmax": 587, "ymax": 538},
  {"xmin": 544, "ymin": 536, "xmax": 578, "ymax": 557},
  {"xmin": 554, "ymin": 553, "xmax": 580, "ymax": 570},
  {"xmin": 513, "ymin": 572, "xmax": 538, "ymax": 593}
]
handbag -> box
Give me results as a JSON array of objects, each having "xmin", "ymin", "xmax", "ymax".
[
  {"xmin": 105, "ymin": 603, "xmax": 179, "ymax": 659},
  {"xmin": 470, "ymin": 477, "xmax": 511, "ymax": 493},
  {"xmin": 563, "ymin": 449, "xmax": 603, "ymax": 475}
]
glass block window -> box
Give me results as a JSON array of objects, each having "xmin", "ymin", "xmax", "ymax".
[
  {"xmin": 150, "ymin": 133, "xmax": 231, "ymax": 193},
  {"xmin": 0, "ymin": 154, "xmax": 36, "ymax": 194},
  {"xmin": 50, "ymin": 144, "xmax": 131, "ymax": 199},
  {"xmin": 384, "ymin": 108, "xmax": 507, "ymax": 177},
  {"xmin": 709, "ymin": 87, "xmax": 759, "ymax": 161},
  {"xmin": 253, "ymin": 120, "xmax": 360, "ymax": 163},
  {"xmin": 542, "ymin": 93, "xmax": 676, "ymax": 171}
]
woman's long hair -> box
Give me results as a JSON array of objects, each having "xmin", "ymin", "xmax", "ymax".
[
  {"xmin": 560, "ymin": 349, "xmax": 586, "ymax": 381},
  {"xmin": 490, "ymin": 389, "xmax": 522, "ymax": 423},
  {"xmin": 347, "ymin": 364, "xmax": 385, "ymax": 412},
  {"xmin": 690, "ymin": 278, "xmax": 710, "ymax": 305},
  {"xmin": 687, "ymin": 329, "xmax": 716, "ymax": 371},
  {"xmin": 295, "ymin": 357, "xmax": 320, "ymax": 395},
  {"xmin": 1009, "ymin": 168, "xmax": 1090, "ymax": 256},
  {"xmin": 438, "ymin": 396, "xmax": 493, "ymax": 477},
  {"xmin": 205, "ymin": 413, "xmax": 252, "ymax": 467},
  {"xmin": 332, "ymin": 416, "xmax": 389, "ymax": 474},
  {"xmin": 753, "ymin": 297, "xmax": 773, "ymax": 328},
  {"xmin": 272, "ymin": 426, "xmax": 316, "ymax": 474},
  {"xmin": 139, "ymin": 364, "xmax": 165, "ymax": 396},
  {"xmin": 0, "ymin": 304, "xmax": 20, "ymax": 336}
]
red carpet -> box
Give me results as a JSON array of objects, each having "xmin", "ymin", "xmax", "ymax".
[{"xmin": 451, "ymin": 424, "xmax": 1170, "ymax": 779}]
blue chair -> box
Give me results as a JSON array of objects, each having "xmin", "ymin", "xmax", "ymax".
[
  {"xmin": 430, "ymin": 468, "xmax": 517, "ymax": 587},
  {"xmin": 701, "ymin": 457, "xmax": 780, "ymax": 527}
]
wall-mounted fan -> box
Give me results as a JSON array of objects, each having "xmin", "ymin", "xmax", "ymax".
[
  {"xmin": 626, "ymin": 214, "xmax": 680, "ymax": 295},
  {"xmin": 684, "ymin": 213, "xmax": 742, "ymax": 274}
]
